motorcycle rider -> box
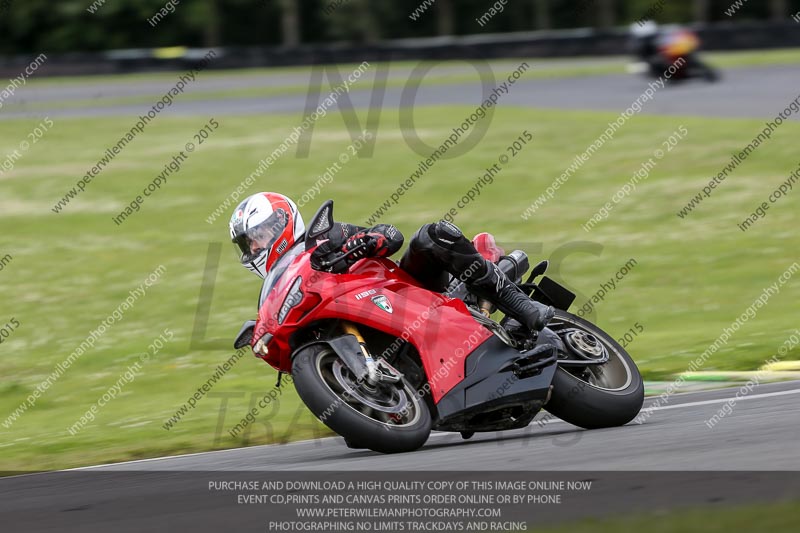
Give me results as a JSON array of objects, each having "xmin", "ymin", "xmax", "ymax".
[
  {"xmin": 629, "ymin": 20, "xmax": 667, "ymax": 75},
  {"xmin": 229, "ymin": 192, "xmax": 553, "ymax": 332},
  {"xmin": 630, "ymin": 20, "xmax": 660, "ymax": 63}
]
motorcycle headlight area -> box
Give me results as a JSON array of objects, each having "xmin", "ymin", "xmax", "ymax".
[
  {"xmin": 253, "ymin": 333, "xmax": 273, "ymax": 356},
  {"xmin": 277, "ymin": 276, "xmax": 304, "ymax": 325}
]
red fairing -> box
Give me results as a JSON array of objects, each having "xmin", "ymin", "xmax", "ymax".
[
  {"xmin": 254, "ymin": 248, "xmax": 491, "ymax": 403},
  {"xmin": 472, "ymin": 232, "xmax": 504, "ymax": 263}
]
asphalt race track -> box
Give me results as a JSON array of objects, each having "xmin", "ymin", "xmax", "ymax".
[
  {"xmin": 76, "ymin": 379, "xmax": 800, "ymax": 472},
  {"xmin": 2, "ymin": 64, "xmax": 799, "ymax": 121},
  {"xmin": 1, "ymin": 381, "xmax": 799, "ymax": 532}
]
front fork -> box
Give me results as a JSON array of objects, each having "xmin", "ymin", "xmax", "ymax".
[
  {"xmin": 341, "ymin": 321, "xmax": 401, "ymax": 386},
  {"xmin": 341, "ymin": 321, "xmax": 380, "ymax": 386}
]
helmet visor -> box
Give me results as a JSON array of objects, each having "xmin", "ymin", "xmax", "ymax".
[{"xmin": 232, "ymin": 209, "xmax": 288, "ymax": 264}]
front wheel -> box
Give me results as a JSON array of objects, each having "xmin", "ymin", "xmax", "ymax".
[
  {"xmin": 292, "ymin": 344, "xmax": 431, "ymax": 453},
  {"xmin": 544, "ymin": 311, "xmax": 644, "ymax": 429}
]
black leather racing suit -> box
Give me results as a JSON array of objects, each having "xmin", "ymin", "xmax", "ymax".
[{"xmin": 310, "ymin": 220, "xmax": 552, "ymax": 331}]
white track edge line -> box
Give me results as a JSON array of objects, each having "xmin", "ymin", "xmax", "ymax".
[{"xmin": 22, "ymin": 383, "xmax": 800, "ymax": 474}]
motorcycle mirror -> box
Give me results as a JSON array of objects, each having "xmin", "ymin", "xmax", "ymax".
[
  {"xmin": 233, "ymin": 320, "xmax": 256, "ymax": 349},
  {"xmin": 305, "ymin": 199, "xmax": 334, "ymax": 249}
]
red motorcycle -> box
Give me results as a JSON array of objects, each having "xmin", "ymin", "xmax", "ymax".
[{"xmin": 234, "ymin": 201, "xmax": 644, "ymax": 453}]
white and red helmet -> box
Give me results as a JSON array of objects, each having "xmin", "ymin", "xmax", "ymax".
[{"xmin": 229, "ymin": 192, "xmax": 305, "ymax": 278}]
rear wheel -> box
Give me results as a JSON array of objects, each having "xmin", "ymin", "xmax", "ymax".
[
  {"xmin": 544, "ymin": 311, "xmax": 644, "ymax": 429},
  {"xmin": 292, "ymin": 344, "xmax": 431, "ymax": 453},
  {"xmin": 700, "ymin": 62, "xmax": 719, "ymax": 82}
]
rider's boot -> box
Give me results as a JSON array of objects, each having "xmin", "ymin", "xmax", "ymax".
[{"xmin": 466, "ymin": 261, "xmax": 554, "ymax": 332}]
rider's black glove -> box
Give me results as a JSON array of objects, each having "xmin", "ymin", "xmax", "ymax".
[
  {"xmin": 311, "ymin": 232, "xmax": 385, "ymax": 274},
  {"xmin": 341, "ymin": 233, "xmax": 378, "ymax": 261},
  {"xmin": 326, "ymin": 233, "xmax": 382, "ymax": 273}
]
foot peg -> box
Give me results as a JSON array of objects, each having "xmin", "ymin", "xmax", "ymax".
[{"xmin": 511, "ymin": 344, "xmax": 558, "ymax": 378}]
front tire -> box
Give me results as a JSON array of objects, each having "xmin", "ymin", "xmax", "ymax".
[
  {"xmin": 544, "ymin": 311, "xmax": 644, "ymax": 429},
  {"xmin": 292, "ymin": 344, "xmax": 431, "ymax": 453}
]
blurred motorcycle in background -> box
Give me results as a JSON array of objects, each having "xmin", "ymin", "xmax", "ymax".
[{"xmin": 629, "ymin": 21, "xmax": 719, "ymax": 82}]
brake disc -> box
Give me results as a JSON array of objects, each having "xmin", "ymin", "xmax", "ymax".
[
  {"xmin": 332, "ymin": 360, "xmax": 410, "ymax": 414},
  {"xmin": 562, "ymin": 328, "xmax": 607, "ymax": 361}
]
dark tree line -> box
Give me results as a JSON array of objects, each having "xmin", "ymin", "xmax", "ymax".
[{"xmin": 0, "ymin": 0, "xmax": 797, "ymax": 54}]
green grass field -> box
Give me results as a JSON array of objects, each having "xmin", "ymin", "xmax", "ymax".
[{"xmin": 1, "ymin": 58, "xmax": 799, "ymax": 471}]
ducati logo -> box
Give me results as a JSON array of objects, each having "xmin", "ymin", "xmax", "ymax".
[{"xmin": 371, "ymin": 295, "xmax": 393, "ymax": 314}]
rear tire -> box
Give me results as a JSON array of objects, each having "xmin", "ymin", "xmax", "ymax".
[
  {"xmin": 701, "ymin": 63, "xmax": 720, "ymax": 82},
  {"xmin": 544, "ymin": 311, "xmax": 644, "ymax": 429},
  {"xmin": 292, "ymin": 344, "xmax": 431, "ymax": 453}
]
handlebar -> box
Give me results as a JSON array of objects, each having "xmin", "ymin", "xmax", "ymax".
[{"xmin": 319, "ymin": 243, "xmax": 370, "ymax": 270}]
